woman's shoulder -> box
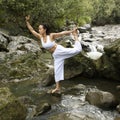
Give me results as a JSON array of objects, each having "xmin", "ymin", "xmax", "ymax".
[
  {"xmin": 49, "ymin": 33, "xmax": 55, "ymax": 41},
  {"xmin": 39, "ymin": 34, "xmax": 43, "ymax": 39}
]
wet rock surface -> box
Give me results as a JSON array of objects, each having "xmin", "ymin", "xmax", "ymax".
[
  {"xmin": 30, "ymin": 83, "xmax": 120, "ymax": 120},
  {"xmin": 0, "ymin": 77, "xmax": 120, "ymax": 120}
]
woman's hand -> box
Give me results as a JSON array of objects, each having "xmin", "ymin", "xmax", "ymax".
[
  {"xmin": 25, "ymin": 15, "xmax": 30, "ymax": 22},
  {"xmin": 72, "ymin": 27, "xmax": 78, "ymax": 36}
]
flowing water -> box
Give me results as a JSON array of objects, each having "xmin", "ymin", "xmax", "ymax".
[{"xmin": 6, "ymin": 76, "xmax": 120, "ymax": 120}]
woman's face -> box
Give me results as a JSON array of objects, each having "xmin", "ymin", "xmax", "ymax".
[{"xmin": 38, "ymin": 25, "xmax": 46, "ymax": 35}]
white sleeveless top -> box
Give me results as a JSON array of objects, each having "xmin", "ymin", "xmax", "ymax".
[{"xmin": 41, "ymin": 35, "xmax": 55, "ymax": 49}]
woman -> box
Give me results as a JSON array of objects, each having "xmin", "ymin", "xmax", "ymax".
[{"xmin": 25, "ymin": 15, "xmax": 82, "ymax": 93}]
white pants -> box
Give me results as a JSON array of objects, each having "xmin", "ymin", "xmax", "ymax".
[{"xmin": 52, "ymin": 41, "xmax": 82, "ymax": 82}]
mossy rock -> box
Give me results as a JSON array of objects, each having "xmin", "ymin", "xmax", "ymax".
[
  {"xmin": 0, "ymin": 51, "xmax": 49, "ymax": 81},
  {"xmin": 0, "ymin": 100, "xmax": 27, "ymax": 120},
  {"xmin": 0, "ymin": 87, "xmax": 14, "ymax": 110},
  {"xmin": 0, "ymin": 87, "xmax": 27, "ymax": 120}
]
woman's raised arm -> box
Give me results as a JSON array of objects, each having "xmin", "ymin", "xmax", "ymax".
[
  {"xmin": 25, "ymin": 15, "xmax": 41, "ymax": 39},
  {"xmin": 50, "ymin": 27, "xmax": 78, "ymax": 41}
]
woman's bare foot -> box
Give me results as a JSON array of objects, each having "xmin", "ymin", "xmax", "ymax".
[
  {"xmin": 51, "ymin": 81, "xmax": 61, "ymax": 94},
  {"xmin": 52, "ymin": 88, "xmax": 61, "ymax": 94}
]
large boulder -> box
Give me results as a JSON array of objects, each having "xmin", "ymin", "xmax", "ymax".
[
  {"xmin": 103, "ymin": 39, "xmax": 120, "ymax": 80},
  {"xmin": 65, "ymin": 39, "xmax": 120, "ymax": 81},
  {"xmin": 85, "ymin": 90, "xmax": 118, "ymax": 109},
  {"xmin": 0, "ymin": 87, "xmax": 27, "ymax": 120},
  {"xmin": 0, "ymin": 32, "xmax": 53, "ymax": 82}
]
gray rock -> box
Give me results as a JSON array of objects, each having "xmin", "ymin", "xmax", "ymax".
[
  {"xmin": 0, "ymin": 33, "xmax": 9, "ymax": 52},
  {"xmin": 116, "ymin": 104, "xmax": 120, "ymax": 113},
  {"xmin": 116, "ymin": 85, "xmax": 120, "ymax": 91},
  {"xmin": 35, "ymin": 103, "xmax": 51, "ymax": 116},
  {"xmin": 86, "ymin": 90, "xmax": 118, "ymax": 108},
  {"xmin": 7, "ymin": 36, "xmax": 41, "ymax": 55}
]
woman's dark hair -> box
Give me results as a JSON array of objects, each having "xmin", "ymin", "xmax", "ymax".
[{"xmin": 42, "ymin": 23, "xmax": 50, "ymax": 35}]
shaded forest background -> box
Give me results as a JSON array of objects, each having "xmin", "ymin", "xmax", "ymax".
[{"xmin": 0, "ymin": 0, "xmax": 120, "ymax": 36}]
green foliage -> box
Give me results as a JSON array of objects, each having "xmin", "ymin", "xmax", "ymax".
[
  {"xmin": 93, "ymin": 0, "xmax": 116, "ymax": 25},
  {"xmin": 112, "ymin": 0, "xmax": 120, "ymax": 23},
  {"xmin": 78, "ymin": 16, "xmax": 91, "ymax": 26},
  {"xmin": 0, "ymin": 0, "xmax": 120, "ymax": 35}
]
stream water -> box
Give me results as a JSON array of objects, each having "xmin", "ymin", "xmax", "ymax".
[{"xmin": 6, "ymin": 76, "xmax": 120, "ymax": 120}]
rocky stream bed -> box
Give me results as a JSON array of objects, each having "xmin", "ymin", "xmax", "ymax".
[{"xmin": 0, "ymin": 24, "xmax": 120, "ymax": 120}]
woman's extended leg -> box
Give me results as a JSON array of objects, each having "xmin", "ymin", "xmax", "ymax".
[{"xmin": 52, "ymin": 41, "xmax": 82, "ymax": 93}]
